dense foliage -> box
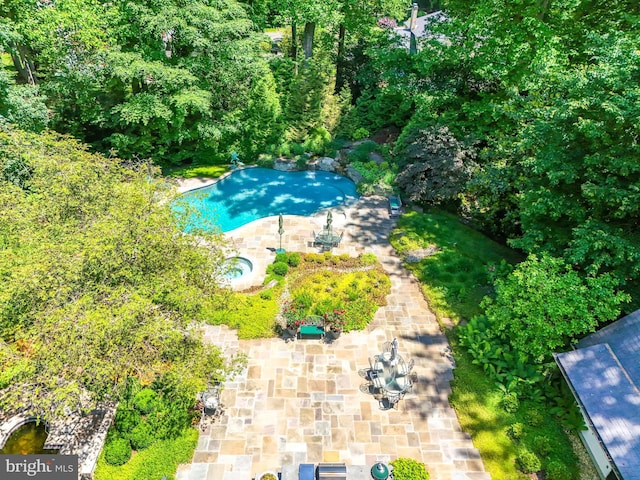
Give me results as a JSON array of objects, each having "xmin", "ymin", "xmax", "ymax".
[
  {"xmin": 0, "ymin": 127, "xmax": 242, "ymax": 418},
  {"xmin": 390, "ymin": 457, "xmax": 430, "ymax": 480},
  {"xmin": 1, "ymin": 0, "xmax": 281, "ymax": 164},
  {"xmin": 95, "ymin": 427, "xmax": 199, "ymax": 480},
  {"xmin": 382, "ymin": 0, "xmax": 640, "ymax": 303},
  {"xmin": 479, "ymin": 254, "xmax": 629, "ymax": 362},
  {"xmin": 1, "ymin": 0, "xmax": 639, "ymax": 476}
]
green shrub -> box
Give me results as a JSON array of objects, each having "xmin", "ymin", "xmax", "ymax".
[
  {"xmin": 304, "ymin": 126, "xmax": 332, "ymax": 155},
  {"xmin": 133, "ymin": 388, "xmax": 159, "ymax": 414},
  {"xmin": 272, "ymin": 262, "xmax": 289, "ymax": 276},
  {"xmin": 293, "ymin": 290, "xmax": 314, "ymax": 309},
  {"xmin": 259, "ymin": 290, "xmax": 273, "ymax": 300},
  {"xmin": 527, "ymin": 408, "xmax": 544, "ymax": 427},
  {"xmin": 352, "ymin": 127, "xmax": 370, "ymax": 140},
  {"xmin": 532, "ymin": 435, "xmax": 552, "ymax": 457},
  {"xmin": 501, "ymin": 392, "xmax": 519, "ymax": 413},
  {"xmin": 506, "ymin": 422, "xmax": 524, "ymax": 440},
  {"xmin": 347, "ymin": 141, "xmax": 378, "ymax": 163},
  {"xmin": 296, "ymin": 156, "xmax": 308, "ymax": 169},
  {"xmin": 358, "ymin": 253, "xmax": 377, "ymax": 266},
  {"xmin": 149, "ymin": 405, "xmax": 192, "ymax": 440},
  {"xmin": 287, "ymin": 252, "xmax": 301, "ymax": 267},
  {"xmin": 545, "ymin": 460, "xmax": 573, "ymax": 480},
  {"xmin": 115, "ymin": 408, "xmax": 141, "ymax": 434},
  {"xmin": 516, "ymin": 450, "xmax": 541, "ymax": 473},
  {"xmin": 304, "ymin": 253, "xmax": 325, "ymax": 264},
  {"xmin": 275, "ymin": 253, "xmax": 289, "ymax": 263},
  {"xmin": 256, "ymin": 156, "xmax": 275, "ymax": 169},
  {"xmin": 95, "ymin": 428, "xmax": 199, "ymax": 480},
  {"xmin": 275, "ymin": 142, "xmax": 291, "ymax": 157},
  {"xmin": 312, "ymin": 298, "xmax": 338, "ymax": 316},
  {"xmin": 390, "ymin": 457, "xmax": 430, "ymax": 480},
  {"xmin": 342, "ymin": 297, "xmax": 376, "ymax": 330},
  {"xmin": 104, "ymin": 437, "xmax": 132, "ymax": 466},
  {"xmin": 291, "ymin": 143, "xmax": 305, "ymax": 156},
  {"xmin": 129, "ymin": 421, "xmax": 156, "ymax": 451}
]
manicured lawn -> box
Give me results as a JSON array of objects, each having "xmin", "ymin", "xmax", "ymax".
[
  {"xmin": 389, "ymin": 209, "xmax": 522, "ymax": 324},
  {"xmin": 163, "ymin": 163, "xmax": 228, "ymax": 179},
  {"xmin": 94, "ymin": 428, "xmax": 199, "ymax": 480}
]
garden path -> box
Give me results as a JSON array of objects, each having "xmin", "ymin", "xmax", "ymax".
[{"xmin": 177, "ymin": 195, "xmax": 490, "ymax": 480}]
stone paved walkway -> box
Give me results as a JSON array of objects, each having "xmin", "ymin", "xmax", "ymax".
[{"xmin": 176, "ymin": 192, "xmax": 490, "ymax": 480}]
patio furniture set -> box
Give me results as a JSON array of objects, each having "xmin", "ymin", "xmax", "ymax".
[
  {"xmin": 359, "ymin": 338, "xmax": 416, "ymax": 410},
  {"xmin": 313, "ymin": 228, "xmax": 343, "ymax": 250},
  {"xmin": 312, "ymin": 210, "xmax": 344, "ymax": 250}
]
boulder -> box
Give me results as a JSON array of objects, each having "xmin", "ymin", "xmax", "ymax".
[
  {"xmin": 369, "ymin": 151, "xmax": 385, "ymax": 164},
  {"xmin": 316, "ymin": 157, "xmax": 338, "ymax": 172},
  {"xmin": 274, "ymin": 158, "xmax": 297, "ymax": 171},
  {"xmin": 404, "ymin": 245, "xmax": 441, "ymax": 263},
  {"xmin": 345, "ymin": 165, "xmax": 364, "ymax": 184}
]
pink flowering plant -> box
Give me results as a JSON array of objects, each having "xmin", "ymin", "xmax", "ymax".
[
  {"xmin": 282, "ymin": 300, "xmax": 306, "ymax": 329},
  {"xmin": 377, "ymin": 16, "xmax": 397, "ymax": 29},
  {"xmin": 323, "ymin": 308, "xmax": 346, "ymax": 332}
]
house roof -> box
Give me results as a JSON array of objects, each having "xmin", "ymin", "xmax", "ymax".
[{"xmin": 555, "ymin": 310, "xmax": 640, "ymax": 480}]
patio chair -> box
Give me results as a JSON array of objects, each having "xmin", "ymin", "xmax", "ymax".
[
  {"xmin": 378, "ymin": 397, "xmax": 393, "ymax": 411},
  {"xmin": 389, "ymin": 195, "xmax": 402, "ymax": 216},
  {"xmin": 398, "ymin": 358, "xmax": 415, "ymax": 377},
  {"xmin": 359, "ymin": 383, "xmax": 375, "ymax": 395},
  {"xmin": 368, "ymin": 357, "xmax": 383, "ymax": 377},
  {"xmin": 387, "ymin": 391, "xmax": 402, "ymax": 407},
  {"xmin": 332, "ymin": 231, "xmax": 344, "ymax": 247}
]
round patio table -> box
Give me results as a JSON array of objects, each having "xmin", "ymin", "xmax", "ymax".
[{"xmin": 372, "ymin": 355, "xmax": 410, "ymax": 394}]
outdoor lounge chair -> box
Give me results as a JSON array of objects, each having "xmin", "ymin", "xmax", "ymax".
[{"xmin": 389, "ymin": 195, "xmax": 402, "ymax": 216}]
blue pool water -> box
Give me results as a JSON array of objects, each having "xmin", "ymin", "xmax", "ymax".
[{"xmin": 176, "ymin": 168, "xmax": 359, "ymax": 232}]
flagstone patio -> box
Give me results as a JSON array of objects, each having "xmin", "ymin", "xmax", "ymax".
[{"xmin": 176, "ymin": 193, "xmax": 490, "ymax": 480}]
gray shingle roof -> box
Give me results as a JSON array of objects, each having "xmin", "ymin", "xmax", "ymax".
[{"xmin": 555, "ymin": 310, "xmax": 640, "ymax": 480}]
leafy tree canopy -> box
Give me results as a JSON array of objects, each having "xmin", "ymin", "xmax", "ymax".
[
  {"xmin": 396, "ymin": 126, "xmax": 477, "ymax": 206},
  {"xmin": 0, "ymin": 127, "xmax": 241, "ymax": 419},
  {"xmin": 481, "ymin": 254, "xmax": 629, "ymax": 361}
]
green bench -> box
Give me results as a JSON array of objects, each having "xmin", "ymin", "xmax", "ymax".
[{"xmin": 298, "ymin": 324, "xmax": 325, "ymax": 340}]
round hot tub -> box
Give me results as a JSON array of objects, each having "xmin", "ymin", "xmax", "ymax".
[{"xmin": 223, "ymin": 257, "xmax": 253, "ymax": 280}]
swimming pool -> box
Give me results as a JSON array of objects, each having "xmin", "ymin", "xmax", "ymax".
[{"xmin": 177, "ymin": 168, "xmax": 359, "ymax": 232}]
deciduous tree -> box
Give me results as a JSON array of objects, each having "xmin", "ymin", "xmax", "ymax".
[
  {"xmin": 0, "ymin": 127, "xmax": 241, "ymax": 419},
  {"xmin": 481, "ymin": 254, "xmax": 629, "ymax": 361}
]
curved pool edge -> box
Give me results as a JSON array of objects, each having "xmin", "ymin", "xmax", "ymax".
[
  {"xmin": 175, "ymin": 165, "xmax": 257, "ymax": 194},
  {"xmin": 175, "ymin": 167, "xmax": 359, "ymax": 233}
]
